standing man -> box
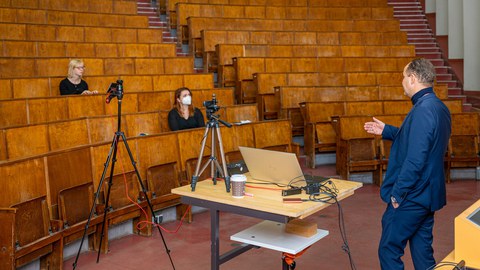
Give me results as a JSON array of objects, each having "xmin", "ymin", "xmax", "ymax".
[{"xmin": 364, "ymin": 58, "xmax": 451, "ymax": 270}]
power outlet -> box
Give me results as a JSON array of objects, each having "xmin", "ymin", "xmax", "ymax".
[{"xmin": 154, "ymin": 214, "xmax": 163, "ymax": 224}]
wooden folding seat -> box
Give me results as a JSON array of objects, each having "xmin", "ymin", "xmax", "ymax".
[
  {"xmin": 444, "ymin": 99, "xmax": 464, "ymax": 113},
  {"xmin": 133, "ymin": 133, "xmax": 184, "ymax": 222},
  {"xmin": 382, "ymin": 100, "xmax": 412, "ymax": 115},
  {"xmin": 98, "ymin": 170, "xmax": 150, "ymax": 253},
  {"xmin": 86, "ymin": 115, "xmax": 120, "ymax": 144},
  {"xmin": 137, "ymin": 92, "xmax": 174, "ymax": 112},
  {"xmin": 137, "ymin": 28, "xmax": 163, "ymax": 43},
  {"xmin": 0, "ymin": 195, "xmax": 63, "ymax": 270},
  {"xmin": 0, "ymin": 99, "xmax": 28, "ymax": 128},
  {"xmin": 67, "ymin": 95, "xmax": 105, "ymax": 119},
  {"xmin": 4, "ymin": 124, "xmax": 49, "ymax": 160},
  {"xmin": 48, "ymin": 118, "xmax": 89, "ymax": 151},
  {"xmin": 151, "ymin": 73, "xmax": 214, "ymax": 92},
  {"xmin": 333, "ymin": 115, "xmax": 381, "ymax": 183},
  {"xmin": 252, "ymin": 119, "xmax": 297, "ymax": 154},
  {"xmin": 0, "ymin": 22, "xmax": 27, "ymax": 40},
  {"xmin": 223, "ymin": 104, "xmax": 259, "ymax": 123},
  {"xmin": 346, "ymin": 101, "xmax": 383, "ymax": 116},
  {"xmin": 274, "ymin": 86, "xmax": 345, "ymax": 135},
  {"xmin": 113, "ymin": 0, "xmax": 138, "ymax": 15},
  {"xmin": 124, "ymin": 112, "xmax": 162, "ymax": 138},
  {"xmin": 104, "ymin": 92, "xmax": 139, "ymax": 115},
  {"xmin": 120, "ymin": 75, "xmax": 154, "ymax": 92},
  {"xmin": 300, "ymin": 101, "xmax": 345, "ymax": 168},
  {"xmin": 0, "ymin": 58, "xmax": 35, "ymax": 78},
  {"xmin": 0, "ymin": 79, "xmax": 13, "ymax": 99},
  {"xmin": 446, "ymin": 112, "xmax": 480, "ymax": 183},
  {"xmin": 345, "ymin": 86, "xmax": 379, "ymax": 101},
  {"xmin": 198, "ymin": 88, "xmax": 235, "ymax": 107},
  {"xmin": 378, "ymin": 85, "xmax": 409, "ymax": 100},
  {"xmin": 177, "ymin": 128, "xmax": 213, "ymax": 185},
  {"xmin": 58, "ymin": 182, "xmax": 100, "ymax": 249}
]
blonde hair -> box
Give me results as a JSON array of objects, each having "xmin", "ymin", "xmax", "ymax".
[
  {"xmin": 67, "ymin": 59, "xmax": 84, "ymax": 78},
  {"xmin": 174, "ymin": 87, "xmax": 195, "ymax": 117}
]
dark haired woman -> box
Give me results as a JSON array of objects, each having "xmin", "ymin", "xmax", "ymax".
[{"xmin": 168, "ymin": 87, "xmax": 205, "ymax": 131}]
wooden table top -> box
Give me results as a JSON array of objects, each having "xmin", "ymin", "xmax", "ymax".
[{"xmin": 172, "ymin": 175, "xmax": 363, "ymax": 219}]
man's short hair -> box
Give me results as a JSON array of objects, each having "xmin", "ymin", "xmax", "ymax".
[{"xmin": 406, "ymin": 58, "xmax": 436, "ymax": 85}]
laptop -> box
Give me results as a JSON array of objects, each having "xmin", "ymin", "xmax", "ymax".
[{"xmin": 238, "ymin": 146, "xmax": 305, "ymax": 186}]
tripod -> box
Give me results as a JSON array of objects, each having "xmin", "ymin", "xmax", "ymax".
[
  {"xmin": 190, "ymin": 112, "xmax": 232, "ymax": 192},
  {"xmin": 73, "ymin": 80, "xmax": 175, "ymax": 269}
]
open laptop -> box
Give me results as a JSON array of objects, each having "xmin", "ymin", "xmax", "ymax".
[{"xmin": 238, "ymin": 146, "xmax": 305, "ymax": 186}]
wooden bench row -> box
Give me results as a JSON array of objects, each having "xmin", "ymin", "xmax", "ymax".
[
  {"xmin": 0, "ymin": 22, "xmax": 163, "ymax": 43},
  {"xmin": 174, "ymin": 3, "xmax": 393, "ymax": 30},
  {"xmin": 0, "ymin": 118, "xmax": 295, "ymax": 269},
  {"xmin": 0, "ymin": 103, "xmax": 258, "ymax": 161},
  {"xmin": 223, "ymin": 57, "xmax": 412, "ymax": 99},
  {"xmin": 0, "ymin": 41, "xmax": 177, "ymax": 58},
  {"xmin": 0, "ymin": 0, "xmax": 138, "ymax": 15},
  {"xmin": 0, "ymin": 85, "xmax": 226, "ymax": 128},
  {"xmin": 332, "ymin": 112, "xmax": 480, "ymax": 185},
  {"xmin": 199, "ymin": 30, "xmax": 408, "ymax": 64},
  {"xmin": 166, "ymin": 0, "xmax": 389, "ymax": 15},
  {"xmin": 275, "ymin": 84, "xmax": 450, "ymax": 134},
  {"xmin": 300, "ymin": 99, "xmax": 464, "ymax": 169},
  {"xmin": 0, "ymin": 56, "xmax": 194, "ymax": 79},
  {"xmin": 249, "ymin": 71, "xmax": 406, "ymax": 119},
  {"xmin": 186, "ymin": 17, "xmax": 401, "ymax": 53},
  {"xmin": 0, "ymin": 7, "xmax": 149, "ymax": 28},
  {"xmin": 0, "ymin": 73, "xmax": 214, "ymax": 100},
  {"xmin": 216, "ymin": 46, "xmax": 415, "ymax": 81}
]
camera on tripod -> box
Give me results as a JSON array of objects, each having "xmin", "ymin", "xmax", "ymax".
[
  {"xmin": 106, "ymin": 79, "xmax": 124, "ymax": 104},
  {"xmin": 203, "ymin": 93, "xmax": 221, "ymax": 118}
]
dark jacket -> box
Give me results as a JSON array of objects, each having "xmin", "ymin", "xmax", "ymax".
[{"xmin": 380, "ymin": 88, "xmax": 451, "ymax": 211}]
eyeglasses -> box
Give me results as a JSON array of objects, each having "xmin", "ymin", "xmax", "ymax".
[{"xmin": 75, "ymin": 66, "xmax": 86, "ymax": 70}]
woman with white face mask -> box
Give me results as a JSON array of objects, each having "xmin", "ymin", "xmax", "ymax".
[{"xmin": 168, "ymin": 87, "xmax": 205, "ymax": 131}]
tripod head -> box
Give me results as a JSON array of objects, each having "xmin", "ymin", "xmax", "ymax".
[
  {"xmin": 106, "ymin": 80, "xmax": 124, "ymax": 104},
  {"xmin": 203, "ymin": 94, "xmax": 232, "ymax": 128}
]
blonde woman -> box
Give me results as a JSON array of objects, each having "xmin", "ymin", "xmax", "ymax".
[{"xmin": 59, "ymin": 59, "xmax": 97, "ymax": 95}]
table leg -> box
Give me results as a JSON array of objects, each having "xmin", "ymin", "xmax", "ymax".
[{"xmin": 211, "ymin": 208, "xmax": 220, "ymax": 270}]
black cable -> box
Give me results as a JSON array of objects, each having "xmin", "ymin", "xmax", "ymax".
[
  {"xmin": 303, "ymin": 181, "xmax": 357, "ymax": 270},
  {"xmin": 427, "ymin": 261, "xmax": 465, "ymax": 270}
]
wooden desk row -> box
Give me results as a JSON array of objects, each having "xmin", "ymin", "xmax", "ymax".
[
  {"xmin": 0, "ymin": 118, "xmax": 297, "ymax": 269},
  {"xmin": 199, "ymin": 30, "xmax": 408, "ymax": 67},
  {"xmin": 0, "ymin": 57, "xmax": 194, "ymax": 79},
  {"xmin": 186, "ymin": 17, "xmax": 401, "ymax": 55},
  {"xmin": 0, "ymin": 73, "xmax": 214, "ymax": 100},
  {"xmin": 0, "ymin": 41, "xmax": 177, "ymax": 58},
  {"xmin": 0, "ymin": 22, "xmax": 163, "ymax": 43},
  {"xmin": 0, "ymin": 0, "xmax": 138, "ymax": 15},
  {"xmin": 300, "ymin": 99, "xmax": 464, "ymax": 169},
  {"xmin": 174, "ymin": 2, "xmax": 393, "ymax": 31},
  {"xmin": 0, "ymin": 6, "xmax": 148, "ymax": 28},
  {"xmin": 0, "ymin": 103, "xmax": 258, "ymax": 161}
]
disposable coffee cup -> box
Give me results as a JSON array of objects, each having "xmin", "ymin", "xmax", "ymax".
[{"xmin": 231, "ymin": 174, "xmax": 247, "ymax": 198}]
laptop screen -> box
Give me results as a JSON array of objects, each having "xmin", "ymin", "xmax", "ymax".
[{"xmin": 238, "ymin": 146, "xmax": 304, "ymax": 186}]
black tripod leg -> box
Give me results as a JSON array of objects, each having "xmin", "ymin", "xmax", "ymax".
[
  {"xmin": 72, "ymin": 133, "xmax": 119, "ymax": 269},
  {"xmin": 118, "ymin": 133, "xmax": 176, "ymax": 269},
  {"xmin": 96, "ymin": 133, "xmax": 122, "ymax": 261}
]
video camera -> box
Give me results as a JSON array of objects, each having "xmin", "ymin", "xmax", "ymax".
[
  {"xmin": 203, "ymin": 93, "xmax": 221, "ymax": 116},
  {"xmin": 106, "ymin": 79, "xmax": 124, "ymax": 104}
]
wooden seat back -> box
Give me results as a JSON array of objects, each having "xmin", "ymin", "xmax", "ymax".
[{"xmin": 58, "ymin": 182, "xmax": 94, "ymax": 228}]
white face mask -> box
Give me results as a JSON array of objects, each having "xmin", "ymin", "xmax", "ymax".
[{"xmin": 181, "ymin": 95, "xmax": 192, "ymax": 105}]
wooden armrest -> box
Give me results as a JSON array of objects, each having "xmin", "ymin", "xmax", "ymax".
[
  {"xmin": 50, "ymin": 220, "xmax": 64, "ymax": 233},
  {"xmin": 292, "ymin": 142, "xmax": 301, "ymax": 157}
]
